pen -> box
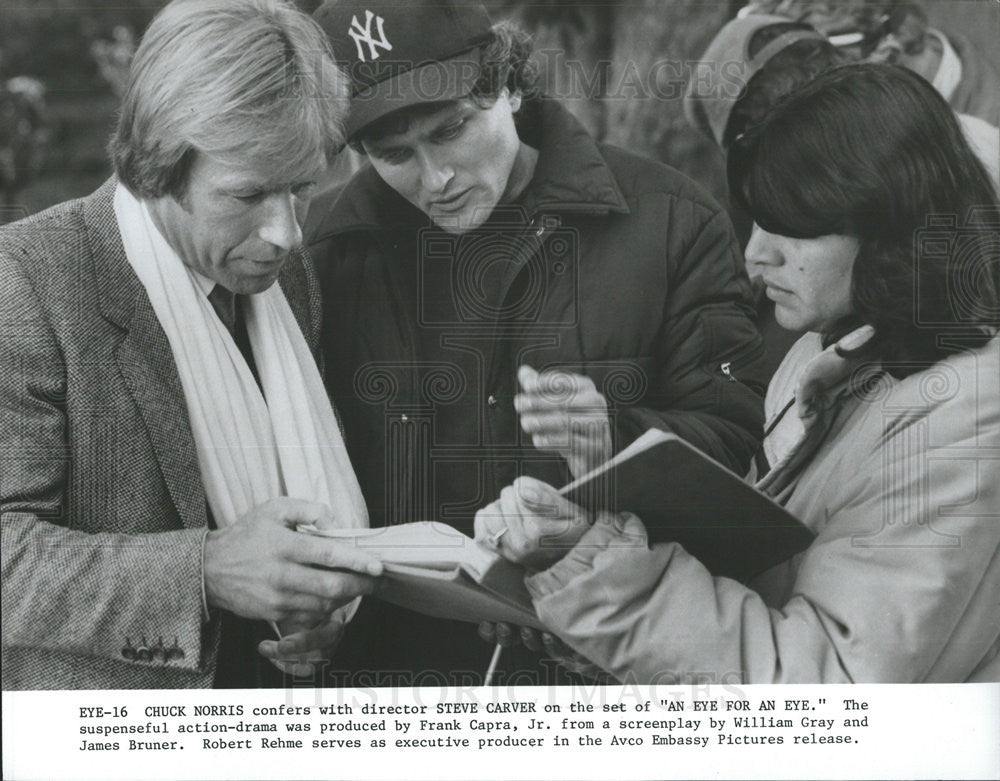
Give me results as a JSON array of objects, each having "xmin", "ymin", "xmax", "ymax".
[{"xmin": 483, "ymin": 643, "xmax": 503, "ymax": 686}]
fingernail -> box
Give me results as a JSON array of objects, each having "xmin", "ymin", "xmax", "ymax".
[
  {"xmin": 838, "ymin": 324, "xmax": 875, "ymax": 351},
  {"xmin": 520, "ymin": 484, "xmax": 544, "ymax": 504}
]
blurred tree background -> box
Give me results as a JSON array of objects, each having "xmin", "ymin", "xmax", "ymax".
[
  {"xmin": 1, "ymin": 0, "xmax": 997, "ymax": 218},
  {"xmin": 0, "ymin": 0, "xmax": 165, "ymax": 214}
]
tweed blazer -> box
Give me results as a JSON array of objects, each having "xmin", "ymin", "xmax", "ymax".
[{"xmin": 0, "ymin": 179, "xmax": 323, "ymax": 689}]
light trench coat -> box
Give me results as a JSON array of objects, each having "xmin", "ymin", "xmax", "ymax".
[{"xmin": 526, "ymin": 329, "xmax": 1000, "ymax": 683}]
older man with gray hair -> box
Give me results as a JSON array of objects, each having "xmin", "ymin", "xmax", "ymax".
[{"xmin": 0, "ymin": 0, "xmax": 380, "ymax": 690}]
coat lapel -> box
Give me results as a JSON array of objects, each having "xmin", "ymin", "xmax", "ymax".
[
  {"xmin": 757, "ymin": 326, "xmax": 876, "ymax": 502},
  {"xmin": 84, "ymin": 180, "xmax": 208, "ymax": 530}
]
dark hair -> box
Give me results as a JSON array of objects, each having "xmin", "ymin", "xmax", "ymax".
[
  {"xmin": 724, "ymin": 23, "xmax": 846, "ymax": 147},
  {"xmin": 351, "ymin": 20, "xmax": 539, "ymax": 150},
  {"xmin": 728, "ymin": 63, "xmax": 1000, "ymax": 373}
]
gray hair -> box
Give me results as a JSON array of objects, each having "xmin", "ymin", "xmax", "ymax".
[{"xmin": 110, "ymin": 0, "xmax": 348, "ymax": 199}]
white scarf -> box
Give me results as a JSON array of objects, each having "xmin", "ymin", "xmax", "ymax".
[{"xmin": 113, "ymin": 182, "xmax": 368, "ymax": 625}]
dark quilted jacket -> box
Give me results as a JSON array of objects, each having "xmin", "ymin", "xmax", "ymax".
[{"xmin": 305, "ymin": 98, "xmax": 767, "ymax": 683}]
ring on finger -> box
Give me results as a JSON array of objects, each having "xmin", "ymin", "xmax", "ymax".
[{"xmin": 488, "ymin": 527, "xmax": 508, "ymax": 549}]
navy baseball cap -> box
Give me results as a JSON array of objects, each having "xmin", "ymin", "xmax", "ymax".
[{"xmin": 314, "ymin": 0, "xmax": 494, "ymax": 140}]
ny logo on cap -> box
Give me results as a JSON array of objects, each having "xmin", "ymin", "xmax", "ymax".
[{"xmin": 349, "ymin": 9, "xmax": 393, "ymax": 62}]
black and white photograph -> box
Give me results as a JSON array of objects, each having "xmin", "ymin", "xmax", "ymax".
[{"xmin": 1, "ymin": 0, "xmax": 998, "ymax": 778}]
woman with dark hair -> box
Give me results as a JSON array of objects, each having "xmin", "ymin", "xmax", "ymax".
[
  {"xmin": 476, "ymin": 64, "xmax": 1000, "ymax": 683},
  {"xmin": 734, "ymin": 62, "xmax": 999, "ymax": 470}
]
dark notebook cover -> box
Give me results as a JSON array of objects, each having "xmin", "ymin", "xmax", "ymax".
[{"xmin": 559, "ymin": 429, "xmax": 815, "ymax": 582}]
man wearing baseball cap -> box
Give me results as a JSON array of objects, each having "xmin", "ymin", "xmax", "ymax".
[{"xmin": 308, "ymin": 0, "xmax": 767, "ymax": 684}]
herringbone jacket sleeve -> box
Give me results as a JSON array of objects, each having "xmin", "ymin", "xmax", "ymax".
[{"xmin": 0, "ymin": 210, "xmax": 211, "ymax": 689}]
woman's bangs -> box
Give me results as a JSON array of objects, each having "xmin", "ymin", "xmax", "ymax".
[{"xmin": 731, "ymin": 122, "xmax": 850, "ymax": 240}]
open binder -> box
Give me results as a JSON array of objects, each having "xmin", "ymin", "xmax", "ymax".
[
  {"xmin": 300, "ymin": 521, "xmax": 545, "ymax": 629},
  {"xmin": 301, "ymin": 428, "xmax": 814, "ymax": 626}
]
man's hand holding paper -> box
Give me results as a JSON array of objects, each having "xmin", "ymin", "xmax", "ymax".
[
  {"xmin": 202, "ymin": 497, "xmax": 384, "ymax": 676},
  {"xmin": 203, "ymin": 498, "xmax": 382, "ymax": 624}
]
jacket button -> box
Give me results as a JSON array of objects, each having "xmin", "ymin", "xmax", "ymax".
[
  {"xmin": 165, "ymin": 638, "xmax": 185, "ymax": 662},
  {"xmin": 121, "ymin": 641, "xmax": 137, "ymax": 661},
  {"xmin": 487, "ymin": 394, "xmax": 498, "ymax": 408}
]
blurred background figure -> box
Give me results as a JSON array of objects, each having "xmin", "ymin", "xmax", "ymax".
[
  {"xmin": 734, "ymin": 1, "xmax": 998, "ymax": 192},
  {"xmin": 0, "ymin": 62, "xmax": 50, "ymax": 215},
  {"xmin": 89, "ymin": 25, "xmax": 135, "ymax": 98},
  {"xmin": 739, "ymin": 0, "xmax": 1000, "ymax": 125},
  {"xmin": 685, "ymin": 14, "xmax": 844, "ymax": 152}
]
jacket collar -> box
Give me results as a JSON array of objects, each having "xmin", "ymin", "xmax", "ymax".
[
  {"xmin": 756, "ymin": 325, "xmax": 876, "ymax": 501},
  {"xmin": 314, "ymin": 97, "xmax": 630, "ymax": 237},
  {"xmin": 515, "ymin": 97, "xmax": 629, "ymax": 218},
  {"xmin": 84, "ymin": 178, "xmax": 143, "ymax": 331}
]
